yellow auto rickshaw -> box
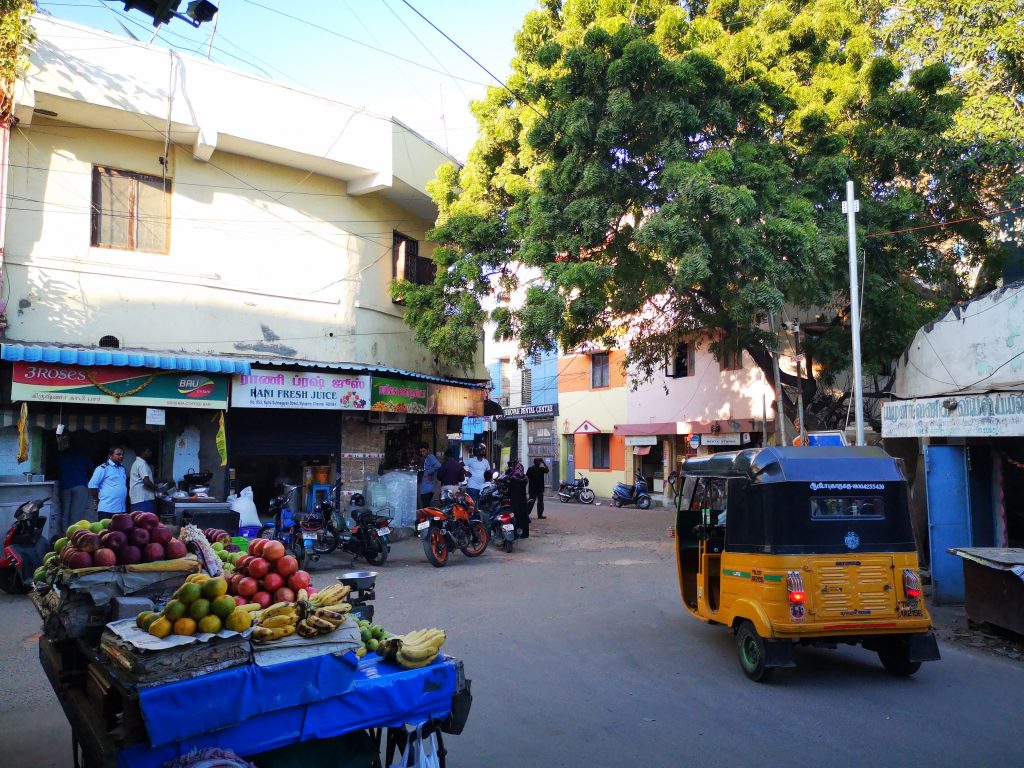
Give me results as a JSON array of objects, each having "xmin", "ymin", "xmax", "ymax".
[{"xmin": 675, "ymin": 446, "xmax": 940, "ymax": 682}]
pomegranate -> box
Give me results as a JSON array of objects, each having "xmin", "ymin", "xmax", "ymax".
[
  {"xmin": 274, "ymin": 555, "xmax": 299, "ymax": 577},
  {"xmin": 261, "ymin": 572, "xmax": 284, "ymax": 594},
  {"xmin": 249, "ymin": 539, "xmax": 266, "ymax": 557},
  {"xmin": 248, "ymin": 558, "xmax": 270, "ymax": 579},
  {"xmin": 262, "ymin": 540, "xmax": 285, "ymax": 562},
  {"xmin": 287, "ymin": 570, "xmax": 311, "ymax": 592},
  {"xmin": 273, "ymin": 587, "xmax": 295, "ymax": 604},
  {"xmin": 252, "ymin": 591, "xmax": 272, "ymax": 609},
  {"xmin": 237, "ymin": 577, "xmax": 258, "ymax": 597},
  {"xmin": 233, "ymin": 595, "xmax": 248, "ymax": 606}
]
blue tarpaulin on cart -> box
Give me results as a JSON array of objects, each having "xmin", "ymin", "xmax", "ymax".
[{"xmin": 119, "ymin": 655, "xmax": 457, "ymax": 768}]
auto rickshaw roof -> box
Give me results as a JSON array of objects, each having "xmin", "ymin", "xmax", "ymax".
[{"xmin": 680, "ymin": 446, "xmax": 905, "ymax": 485}]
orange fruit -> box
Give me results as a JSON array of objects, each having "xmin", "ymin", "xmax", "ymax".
[
  {"xmin": 173, "ymin": 617, "xmax": 197, "ymax": 636},
  {"xmin": 197, "ymin": 614, "xmax": 222, "ymax": 634}
]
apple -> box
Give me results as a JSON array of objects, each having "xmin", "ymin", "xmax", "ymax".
[
  {"xmin": 165, "ymin": 539, "xmax": 188, "ymax": 559},
  {"xmin": 287, "ymin": 571, "xmax": 311, "ymax": 592},
  {"xmin": 100, "ymin": 530, "xmax": 127, "ymax": 551},
  {"xmin": 77, "ymin": 532, "xmax": 101, "ymax": 554},
  {"xmin": 149, "ymin": 525, "xmax": 173, "ymax": 545},
  {"xmin": 118, "ymin": 545, "xmax": 142, "ymax": 565},
  {"xmin": 142, "ymin": 542, "xmax": 165, "ymax": 562},
  {"xmin": 93, "ymin": 548, "xmax": 117, "ymax": 567},
  {"xmin": 109, "ymin": 514, "xmax": 134, "ymax": 533},
  {"xmin": 129, "ymin": 527, "xmax": 150, "ymax": 547},
  {"xmin": 66, "ymin": 550, "xmax": 93, "ymax": 569}
]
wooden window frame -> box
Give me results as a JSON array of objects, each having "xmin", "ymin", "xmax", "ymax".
[
  {"xmin": 591, "ymin": 433, "xmax": 611, "ymax": 469},
  {"xmin": 720, "ymin": 345, "xmax": 743, "ymax": 371},
  {"xmin": 392, "ymin": 231, "xmax": 436, "ymax": 304},
  {"xmin": 591, "ymin": 352, "xmax": 610, "ymax": 389},
  {"xmin": 91, "ymin": 166, "xmax": 171, "ymax": 254},
  {"xmin": 667, "ymin": 343, "xmax": 695, "ymax": 378}
]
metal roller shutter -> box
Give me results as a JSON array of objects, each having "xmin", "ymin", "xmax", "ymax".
[{"xmin": 228, "ymin": 410, "xmax": 341, "ymax": 456}]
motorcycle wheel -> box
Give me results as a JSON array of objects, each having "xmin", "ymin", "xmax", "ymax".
[
  {"xmin": 288, "ymin": 538, "xmax": 307, "ymax": 570},
  {"xmin": 579, "ymin": 488, "xmax": 596, "ymax": 504},
  {"xmin": 365, "ymin": 535, "xmax": 389, "ymax": 566},
  {"xmin": 613, "ymin": 498, "xmax": 623, "ymax": 508},
  {"xmin": 638, "ymin": 495, "xmax": 652, "ymax": 510},
  {"xmin": 558, "ymin": 493, "xmax": 571, "ymax": 503},
  {"xmin": 503, "ymin": 537, "xmax": 514, "ymax": 554},
  {"xmin": 423, "ymin": 530, "xmax": 448, "ymax": 568},
  {"xmin": 0, "ymin": 569, "xmax": 27, "ymax": 595},
  {"xmin": 459, "ymin": 521, "xmax": 489, "ymax": 557},
  {"xmin": 311, "ymin": 526, "xmax": 339, "ymax": 555}
]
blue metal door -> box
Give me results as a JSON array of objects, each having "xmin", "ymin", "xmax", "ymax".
[{"xmin": 924, "ymin": 445, "xmax": 971, "ymax": 603}]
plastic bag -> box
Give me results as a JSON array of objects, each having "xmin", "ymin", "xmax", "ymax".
[
  {"xmin": 229, "ymin": 486, "xmax": 261, "ymax": 529},
  {"xmin": 412, "ymin": 725, "xmax": 441, "ymax": 768}
]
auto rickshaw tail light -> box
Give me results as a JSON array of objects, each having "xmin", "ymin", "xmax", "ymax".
[
  {"xmin": 786, "ymin": 571, "xmax": 805, "ymax": 604},
  {"xmin": 903, "ymin": 569, "xmax": 923, "ymax": 600}
]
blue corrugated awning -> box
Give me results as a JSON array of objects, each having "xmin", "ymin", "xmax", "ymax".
[
  {"xmin": 1, "ymin": 343, "xmax": 251, "ymax": 374},
  {"xmin": 248, "ymin": 356, "xmax": 487, "ymax": 388}
]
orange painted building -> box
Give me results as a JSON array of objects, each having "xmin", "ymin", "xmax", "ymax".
[{"xmin": 557, "ymin": 349, "xmax": 628, "ymax": 498}]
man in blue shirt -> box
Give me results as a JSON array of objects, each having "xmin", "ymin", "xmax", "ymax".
[
  {"xmin": 418, "ymin": 442, "xmax": 441, "ymax": 509},
  {"xmin": 88, "ymin": 446, "xmax": 128, "ymax": 519}
]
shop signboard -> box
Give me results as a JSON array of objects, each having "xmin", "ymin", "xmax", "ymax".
[
  {"xmin": 700, "ymin": 433, "xmax": 742, "ymax": 446},
  {"xmin": 231, "ymin": 369, "xmax": 370, "ymax": 410},
  {"xmin": 371, "ymin": 377, "xmax": 429, "ymax": 414},
  {"xmin": 11, "ymin": 362, "xmax": 227, "ymax": 409},
  {"xmin": 430, "ymin": 383, "xmax": 485, "ymax": 417},
  {"xmin": 625, "ymin": 435, "xmax": 657, "ymax": 446},
  {"xmin": 882, "ymin": 393, "xmax": 1024, "ymax": 438},
  {"xmin": 498, "ymin": 403, "xmax": 557, "ymax": 420}
]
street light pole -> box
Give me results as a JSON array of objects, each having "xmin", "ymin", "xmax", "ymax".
[
  {"xmin": 844, "ymin": 180, "xmax": 866, "ymax": 446},
  {"xmin": 793, "ymin": 322, "xmax": 806, "ymax": 447}
]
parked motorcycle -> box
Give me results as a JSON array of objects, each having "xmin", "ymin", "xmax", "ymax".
[
  {"xmin": 259, "ymin": 486, "xmax": 307, "ymax": 569},
  {"xmin": 477, "ymin": 478, "xmax": 516, "ymax": 553},
  {"xmin": 0, "ymin": 497, "xmax": 50, "ymax": 594},
  {"xmin": 417, "ymin": 488, "xmax": 489, "ymax": 567},
  {"xmin": 613, "ymin": 472, "xmax": 653, "ymax": 509},
  {"xmin": 304, "ymin": 482, "xmax": 392, "ymax": 565},
  {"xmin": 558, "ymin": 473, "xmax": 596, "ymax": 504}
]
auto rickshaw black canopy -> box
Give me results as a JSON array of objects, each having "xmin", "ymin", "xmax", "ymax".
[
  {"xmin": 680, "ymin": 446, "xmax": 906, "ymax": 485},
  {"xmin": 679, "ymin": 446, "xmax": 915, "ymax": 555}
]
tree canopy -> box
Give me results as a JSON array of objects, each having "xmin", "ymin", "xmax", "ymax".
[
  {"xmin": 0, "ymin": 0, "xmax": 35, "ymax": 121},
  {"xmin": 396, "ymin": 0, "xmax": 1021, "ymax": 424}
]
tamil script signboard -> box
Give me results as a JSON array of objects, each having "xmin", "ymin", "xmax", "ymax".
[
  {"xmin": 882, "ymin": 393, "xmax": 1024, "ymax": 438},
  {"xmin": 11, "ymin": 362, "xmax": 227, "ymax": 409},
  {"xmin": 371, "ymin": 377, "xmax": 429, "ymax": 414},
  {"xmin": 231, "ymin": 369, "xmax": 370, "ymax": 410}
]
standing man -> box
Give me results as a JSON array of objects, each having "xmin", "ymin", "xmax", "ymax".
[
  {"xmin": 88, "ymin": 446, "xmax": 128, "ymax": 520},
  {"xmin": 129, "ymin": 446, "xmax": 160, "ymax": 513},
  {"xmin": 56, "ymin": 439, "xmax": 93, "ymax": 532},
  {"xmin": 526, "ymin": 457, "xmax": 550, "ymax": 519},
  {"xmin": 464, "ymin": 444, "xmax": 491, "ymax": 504},
  {"xmin": 418, "ymin": 442, "xmax": 441, "ymax": 509}
]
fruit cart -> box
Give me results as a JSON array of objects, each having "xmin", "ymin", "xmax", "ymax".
[
  {"xmin": 38, "ymin": 632, "xmax": 470, "ymax": 768},
  {"xmin": 33, "ymin": 518, "xmax": 471, "ymax": 768}
]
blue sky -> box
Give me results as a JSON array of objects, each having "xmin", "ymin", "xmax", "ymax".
[{"xmin": 34, "ymin": 0, "xmax": 540, "ymax": 161}]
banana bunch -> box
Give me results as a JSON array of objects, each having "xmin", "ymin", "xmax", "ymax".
[
  {"xmin": 378, "ymin": 628, "xmax": 446, "ymax": 669},
  {"xmin": 307, "ymin": 583, "xmax": 351, "ymax": 609},
  {"xmin": 296, "ymin": 606, "xmax": 348, "ymax": 638},
  {"xmin": 251, "ymin": 601, "xmax": 300, "ymax": 642}
]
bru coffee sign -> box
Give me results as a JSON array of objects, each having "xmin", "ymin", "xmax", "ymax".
[{"xmin": 11, "ymin": 363, "xmax": 228, "ymax": 409}]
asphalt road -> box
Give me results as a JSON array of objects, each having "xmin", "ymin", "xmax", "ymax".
[{"xmin": 2, "ymin": 499, "xmax": 1022, "ymax": 767}]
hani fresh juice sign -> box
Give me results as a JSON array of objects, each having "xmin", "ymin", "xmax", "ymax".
[
  {"xmin": 371, "ymin": 377, "xmax": 429, "ymax": 413},
  {"xmin": 231, "ymin": 369, "xmax": 371, "ymax": 410},
  {"xmin": 11, "ymin": 363, "xmax": 227, "ymax": 408}
]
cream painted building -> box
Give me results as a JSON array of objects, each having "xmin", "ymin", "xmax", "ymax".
[{"xmin": 0, "ymin": 18, "xmax": 485, "ymax": 513}]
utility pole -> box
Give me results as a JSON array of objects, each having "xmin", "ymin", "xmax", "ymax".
[
  {"xmin": 793, "ymin": 321, "xmax": 806, "ymax": 447},
  {"xmin": 844, "ymin": 181, "xmax": 866, "ymax": 446},
  {"xmin": 768, "ymin": 313, "xmax": 787, "ymax": 446}
]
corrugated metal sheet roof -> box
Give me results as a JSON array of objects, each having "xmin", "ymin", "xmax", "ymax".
[
  {"xmin": 1, "ymin": 343, "xmax": 252, "ymax": 374},
  {"xmin": 247, "ymin": 356, "xmax": 487, "ymax": 388}
]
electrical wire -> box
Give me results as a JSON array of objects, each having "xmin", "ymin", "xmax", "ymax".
[{"xmin": 864, "ymin": 203, "xmax": 1024, "ymax": 239}]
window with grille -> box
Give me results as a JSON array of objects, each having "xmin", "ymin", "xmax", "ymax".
[
  {"xmin": 591, "ymin": 352, "xmax": 610, "ymax": 388},
  {"xmin": 668, "ymin": 343, "xmax": 695, "ymax": 378},
  {"xmin": 91, "ymin": 167, "xmax": 170, "ymax": 253},
  {"xmin": 392, "ymin": 231, "xmax": 436, "ymax": 303},
  {"xmin": 720, "ymin": 345, "xmax": 743, "ymax": 371},
  {"xmin": 591, "ymin": 434, "xmax": 610, "ymax": 468},
  {"xmin": 521, "ymin": 368, "xmax": 532, "ymax": 405}
]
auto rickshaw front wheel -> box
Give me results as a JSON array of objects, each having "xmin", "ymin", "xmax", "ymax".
[
  {"xmin": 735, "ymin": 621, "xmax": 774, "ymax": 683},
  {"xmin": 877, "ymin": 639, "xmax": 922, "ymax": 677}
]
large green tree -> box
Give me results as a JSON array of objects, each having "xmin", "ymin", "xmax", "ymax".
[
  {"xmin": 396, "ymin": 1, "xmax": 1015, "ymax": 424},
  {"xmin": 0, "ymin": 0, "xmax": 35, "ymax": 121}
]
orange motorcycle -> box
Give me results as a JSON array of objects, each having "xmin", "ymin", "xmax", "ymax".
[{"xmin": 416, "ymin": 488, "xmax": 489, "ymax": 567}]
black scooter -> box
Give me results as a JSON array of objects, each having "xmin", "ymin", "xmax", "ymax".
[
  {"xmin": 477, "ymin": 478, "xmax": 516, "ymax": 553},
  {"xmin": 0, "ymin": 497, "xmax": 51, "ymax": 594},
  {"xmin": 612, "ymin": 473, "xmax": 652, "ymax": 509}
]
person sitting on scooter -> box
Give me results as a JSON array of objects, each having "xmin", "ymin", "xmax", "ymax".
[{"xmin": 437, "ymin": 448, "xmax": 466, "ymax": 500}]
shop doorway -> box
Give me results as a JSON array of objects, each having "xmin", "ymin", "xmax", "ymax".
[{"xmin": 1002, "ymin": 445, "xmax": 1024, "ymax": 547}]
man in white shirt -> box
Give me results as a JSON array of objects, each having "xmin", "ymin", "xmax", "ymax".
[
  {"xmin": 463, "ymin": 444, "xmax": 491, "ymax": 504},
  {"xmin": 129, "ymin": 447, "xmax": 159, "ymax": 513}
]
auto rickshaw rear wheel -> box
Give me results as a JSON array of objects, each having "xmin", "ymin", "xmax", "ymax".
[
  {"xmin": 735, "ymin": 621, "xmax": 775, "ymax": 683},
  {"xmin": 877, "ymin": 640, "xmax": 922, "ymax": 677}
]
